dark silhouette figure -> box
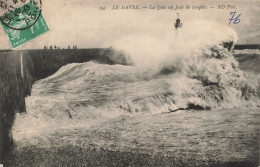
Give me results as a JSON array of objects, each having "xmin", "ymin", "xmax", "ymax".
[{"xmin": 176, "ymin": 18, "xmax": 180, "ymax": 24}]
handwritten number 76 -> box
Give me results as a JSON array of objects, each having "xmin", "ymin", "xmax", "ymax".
[{"xmin": 229, "ymin": 11, "xmax": 241, "ymax": 25}]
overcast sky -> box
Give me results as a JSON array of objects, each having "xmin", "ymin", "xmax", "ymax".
[{"xmin": 0, "ymin": 0, "xmax": 259, "ymax": 49}]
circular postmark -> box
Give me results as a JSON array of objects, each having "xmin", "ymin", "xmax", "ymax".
[{"xmin": 0, "ymin": 0, "xmax": 42, "ymax": 30}]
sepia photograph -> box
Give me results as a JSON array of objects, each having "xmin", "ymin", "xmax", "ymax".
[{"xmin": 0, "ymin": 0, "xmax": 259, "ymax": 166}]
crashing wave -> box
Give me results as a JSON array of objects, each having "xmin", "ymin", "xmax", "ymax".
[
  {"xmin": 26, "ymin": 21, "xmax": 259, "ymax": 117},
  {"xmin": 12, "ymin": 21, "xmax": 260, "ymax": 141},
  {"xmin": 109, "ymin": 20, "xmax": 259, "ymax": 111}
]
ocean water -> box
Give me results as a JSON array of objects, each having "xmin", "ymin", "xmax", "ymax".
[
  {"xmin": 7, "ymin": 21, "xmax": 260, "ymax": 166},
  {"xmin": 6, "ymin": 108, "xmax": 260, "ymax": 166}
]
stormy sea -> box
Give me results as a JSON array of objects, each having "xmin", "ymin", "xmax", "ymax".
[{"xmin": 4, "ymin": 21, "xmax": 260, "ymax": 166}]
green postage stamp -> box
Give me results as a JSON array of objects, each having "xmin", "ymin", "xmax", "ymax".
[{"xmin": 0, "ymin": 0, "xmax": 50, "ymax": 49}]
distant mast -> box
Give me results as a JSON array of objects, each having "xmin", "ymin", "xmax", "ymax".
[{"xmin": 174, "ymin": 13, "xmax": 182, "ymax": 30}]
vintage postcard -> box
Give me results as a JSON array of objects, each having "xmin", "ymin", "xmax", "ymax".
[{"xmin": 0, "ymin": 0, "xmax": 259, "ymax": 166}]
